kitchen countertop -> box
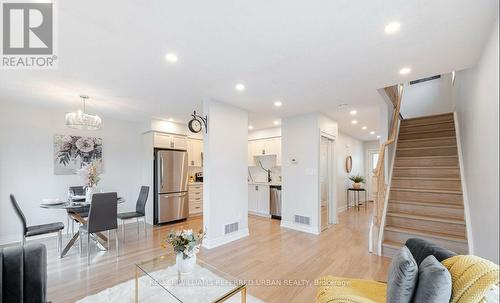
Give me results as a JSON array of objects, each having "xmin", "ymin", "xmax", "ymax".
[{"xmin": 248, "ymin": 181, "xmax": 282, "ymax": 186}]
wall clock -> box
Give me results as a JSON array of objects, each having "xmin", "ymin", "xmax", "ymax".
[{"xmin": 188, "ymin": 111, "xmax": 208, "ymax": 133}]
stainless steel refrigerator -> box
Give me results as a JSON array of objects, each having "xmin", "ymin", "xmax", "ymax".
[{"xmin": 154, "ymin": 149, "xmax": 189, "ymax": 224}]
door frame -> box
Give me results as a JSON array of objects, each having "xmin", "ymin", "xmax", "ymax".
[{"xmin": 319, "ymin": 132, "xmax": 336, "ymax": 231}]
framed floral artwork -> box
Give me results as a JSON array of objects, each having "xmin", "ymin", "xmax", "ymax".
[{"xmin": 54, "ymin": 135, "xmax": 103, "ymax": 175}]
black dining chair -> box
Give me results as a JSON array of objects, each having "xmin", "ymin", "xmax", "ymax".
[
  {"xmin": 10, "ymin": 194, "xmax": 65, "ymax": 257},
  {"xmin": 79, "ymin": 192, "xmax": 119, "ymax": 265},
  {"xmin": 117, "ymin": 186, "xmax": 149, "ymax": 240}
]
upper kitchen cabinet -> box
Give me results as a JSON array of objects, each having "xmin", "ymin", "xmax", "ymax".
[
  {"xmin": 248, "ymin": 137, "xmax": 282, "ymax": 166},
  {"xmin": 154, "ymin": 133, "xmax": 188, "ymax": 150},
  {"xmin": 187, "ymin": 138, "xmax": 203, "ymax": 167}
]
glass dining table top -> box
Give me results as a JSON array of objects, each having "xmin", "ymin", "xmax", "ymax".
[{"xmin": 39, "ymin": 197, "xmax": 125, "ymax": 210}]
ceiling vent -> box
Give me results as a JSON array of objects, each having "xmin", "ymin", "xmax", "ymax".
[{"xmin": 410, "ymin": 75, "xmax": 441, "ymax": 85}]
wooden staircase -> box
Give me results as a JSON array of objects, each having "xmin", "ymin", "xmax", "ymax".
[{"xmin": 382, "ymin": 113, "xmax": 468, "ymax": 257}]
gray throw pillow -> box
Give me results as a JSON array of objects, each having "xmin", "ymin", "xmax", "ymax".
[
  {"xmin": 413, "ymin": 255, "xmax": 452, "ymax": 303},
  {"xmin": 387, "ymin": 245, "xmax": 419, "ymax": 303}
]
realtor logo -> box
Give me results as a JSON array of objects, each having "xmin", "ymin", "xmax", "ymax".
[{"xmin": 1, "ymin": 2, "xmax": 58, "ymax": 69}]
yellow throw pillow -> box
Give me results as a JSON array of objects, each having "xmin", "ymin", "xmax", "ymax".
[{"xmin": 442, "ymin": 255, "xmax": 500, "ymax": 303}]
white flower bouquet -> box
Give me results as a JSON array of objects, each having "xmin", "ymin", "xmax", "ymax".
[
  {"xmin": 78, "ymin": 160, "xmax": 101, "ymax": 188},
  {"xmin": 166, "ymin": 229, "xmax": 206, "ymax": 259}
]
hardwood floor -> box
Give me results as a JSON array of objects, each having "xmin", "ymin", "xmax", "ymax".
[{"xmin": 41, "ymin": 204, "xmax": 390, "ymax": 302}]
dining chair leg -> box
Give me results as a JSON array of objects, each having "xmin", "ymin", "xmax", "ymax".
[
  {"xmin": 87, "ymin": 232, "xmax": 91, "ymax": 265},
  {"xmin": 122, "ymin": 220, "xmax": 125, "ymax": 241},
  {"xmin": 58, "ymin": 230, "xmax": 62, "ymax": 258},
  {"xmin": 136, "ymin": 218, "xmax": 139, "ymax": 237},
  {"xmin": 79, "ymin": 231, "xmax": 83, "ymax": 256},
  {"xmin": 143, "ymin": 217, "xmax": 146, "ymax": 237},
  {"xmin": 107, "ymin": 230, "xmax": 110, "ymax": 249},
  {"xmin": 115, "ymin": 229, "xmax": 119, "ymax": 257},
  {"xmin": 67, "ymin": 215, "xmax": 70, "ymax": 237}
]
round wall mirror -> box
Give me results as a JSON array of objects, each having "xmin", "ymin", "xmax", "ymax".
[{"xmin": 345, "ymin": 156, "xmax": 353, "ymax": 173}]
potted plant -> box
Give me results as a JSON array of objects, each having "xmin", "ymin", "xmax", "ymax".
[
  {"xmin": 349, "ymin": 175, "xmax": 365, "ymax": 189},
  {"xmin": 166, "ymin": 229, "xmax": 206, "ymax": 273},
  {"xmin": 77, "ymin": 160, "xmax": 102, "ymax": 203}
]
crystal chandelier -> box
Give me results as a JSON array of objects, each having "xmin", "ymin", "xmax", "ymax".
[{"xmin": 65, "ymin": 95, "xmax": 102, "ymax": 130}]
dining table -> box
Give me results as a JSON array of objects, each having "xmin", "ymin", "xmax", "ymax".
[{"xmin": 40, "ymin": 197, "xmax": 125, "ymax": 258}]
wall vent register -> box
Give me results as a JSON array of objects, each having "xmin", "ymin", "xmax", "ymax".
[
  {"xmin": 224, "ymin": 222, "xmax": 239, "ymax": 234},
  {"xmin": 294, "ymin": 215, "xmax": 311, "ymax": 225}
]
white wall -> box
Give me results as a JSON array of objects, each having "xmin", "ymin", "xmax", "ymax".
[
  {"xmin": 281, "ymin": 113, "xmax": 321, "ymax": 234},
  {"xmin": 202, "ymin": 99, "xmax": 249, "ymax": 248},
  {"xmin": 281, "ymin": 113, "xmax": 339, "ymax": 234},
  {"xmin": 451, "ymin": 18, "xmax": 499, "ymax": 263},
  {"xmin": 0, "ymin": 101, "xmax": 145, "ymax": 244},
  {"xmin": 335, "ymin": 132, "xmax": 365, "ymax": 213},
  {"xmin": 401, "ymin": 74, "xmax": 454, "ymax": 119}
]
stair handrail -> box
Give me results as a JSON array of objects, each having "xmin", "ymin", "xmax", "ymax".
[{"xmin": 370, "ymin": 83, "xmax": 404, "ymax": 255}]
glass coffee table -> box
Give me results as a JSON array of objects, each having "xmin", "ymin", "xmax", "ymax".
[{"xmin": 135, "ymin": 254, "xmax": 247, "ymax": 303}]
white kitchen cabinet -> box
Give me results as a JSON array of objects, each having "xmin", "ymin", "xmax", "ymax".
[
  {"xmin": 248, "ymin": 184, "xmax": 270, "ymax": 217},
  {"xmin": 247, "ymin": 137, "xmax": 282, "ymax": 166},
  {"xmin": 188, "ymin": 183, "xmax": 203, "ymax": 215},
  {"xmin": 154, "ymin": 133, "xmax": 188, "ymax": 150},
  {"xmin": 187, "ymin": 138, "xmax": 203, "ymax": 166}
]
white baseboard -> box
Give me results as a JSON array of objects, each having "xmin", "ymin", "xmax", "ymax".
[
  {"xmin": 202, "ymin": 228, "xmax": 249, "ymax": 249},
  {"xmin": 248, "ymin": 210, "xmax": 271, "ymax": 218},
  {"xmin": 280, "ymin": 220, "xmax": 320, "ymax": 235}
]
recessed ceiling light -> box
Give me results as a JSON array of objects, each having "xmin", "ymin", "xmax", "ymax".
[
  {"xmin": 248, "ymin": 125, "xmax": 254, "ymax": 130},
  {"xmin": 273, "ymin": 120, "xmax": 280, "ymax": 126},
  {"xmin": 399, "ymin": 67, "xmax": 411, "ymax": 75},
  {"xmin": 370, "ymin": 131, "xmax": 375, "ymax": 135},
  {"xmin": 351, "ymin": 120, "xmax": 358, "ymax": 124},
  {"xmin": 165, "ymin": 53, "xmax": 178, "ymax": 63},
  {"xmin": 274, "ymin": 100, "xmax": 283, "ymax": 107},
  {"xmin": 361, "ymin": 126, "xmax": 367, "ymax": 130},
  {"xmin": 376, "ymin": 135, "xmax": 381, "ymax": 139},
  {"xmin": 349, "ymin": 110, "xmax": 357, "ymax": 115},
  {"xmin": 168, "ymin": 117, "xmax": 175, "ymax": 122},
  {"xmin": 235, "ymin": 83, "xmax": 245, "ymax": 92},
  {"xmin": 384, "ymin": 22, "xmax": 401, "ymax": 34}
]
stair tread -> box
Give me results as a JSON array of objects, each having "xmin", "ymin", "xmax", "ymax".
[
  {"xmin": 387, "ymin": 212, "xmax": 465, "ymax": 224},
  {"xmin": 393, "ymin": 166, "xmax": 459, "ymax": 169},
  {"xmin": 391, "ymin": 187, "xmax": 462, "ymax": 194},
  {"xmin": 392, "ymin": 177, "xmax": 461, "ymax": 181},
  {"xmin": 397, "ymin": 145, "xmax": 456, "ymax": 151},
  {"xmin": 382, "ymin": 240, "xmax": 404, "ymax": 249},
  {"xmin": 399, "ymin": 128, "xmax": 455, "ymax": 135},
  {"xmin": 398, "ymin": 136, "xmax": 456, "ymax": 142},
  {"xmin": 402, "ymin": 113, "xmax": 454, "ymax": 122},
  {"xmin": 385, "ymin": 226, "xmax": 467, "ymax": 242},
  {"xmin": 389, "ymin": 200, "xmax": 464, "ymax": 208},
  {"xmin": 400, "ymin": 120, "xmax": 455, "ymax": 128},
  {"xmin": 396, "ymin": 155, "xmax": 457, "ymax": 159}
]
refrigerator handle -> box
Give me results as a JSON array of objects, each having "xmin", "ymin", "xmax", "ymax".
[{"xmin": 160, "ymin": 156, "xmax": 164, "ymax": 187}]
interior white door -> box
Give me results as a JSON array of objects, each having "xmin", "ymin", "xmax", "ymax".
[{"xmin": 320, "ymin": 136, "xmax": 329, "ymax": 231}]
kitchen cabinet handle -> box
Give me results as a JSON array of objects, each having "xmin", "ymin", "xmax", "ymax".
[{"xmin": 255, "ymin": 186, "xmax": 258, "ymax": 191}]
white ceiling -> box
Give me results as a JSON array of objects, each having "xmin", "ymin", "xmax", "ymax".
[{"xmin": 0, "ymin": 0, "xmax": 497, "ymax": 141}]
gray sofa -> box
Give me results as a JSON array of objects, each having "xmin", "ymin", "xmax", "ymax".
[{"xmin": 0, "ymin": 243, "xmax": 47, "ymax": 303}]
